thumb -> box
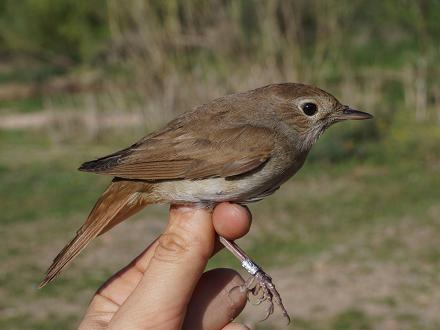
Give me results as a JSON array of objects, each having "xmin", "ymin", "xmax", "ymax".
[{"xmin": 108, "ymin": 205, "xmax": 215, "ymax": 330}]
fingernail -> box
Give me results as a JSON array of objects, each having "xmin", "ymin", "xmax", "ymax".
[{"xmin": 224, "ymin": 276, "xmax": 247, "ymax": 314}]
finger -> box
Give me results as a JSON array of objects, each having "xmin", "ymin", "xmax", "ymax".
[
  {"xmin": 212, "ymin": 203, "xmax": 252, "ymax": 254},
  {"xmin": 183, "ymin": 268, "xmax": 247, "ymax": 330},
  {"xmin": 108, "ymin": 205, "xmax": 216, "ymax": 329},
  {"xmin": 79, "ymin": 238, "xmax": 160, "ymax": 329},
  {"xmin": 213, "ymin": 203, "xmax": 252, "ymax": 241}
]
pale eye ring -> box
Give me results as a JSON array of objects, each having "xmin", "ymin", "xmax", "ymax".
[{"xmin": 301, "ymin": 102, "xmax": 318, "ymax": 116}]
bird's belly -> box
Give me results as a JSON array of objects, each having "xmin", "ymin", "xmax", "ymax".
[
  {"xmin": 153, "ymin": 154, "xmax": 306, "ymax": 204},
  {"xmin": 154, "ymin": 177, "xmax": 255, "ymax": 203}
]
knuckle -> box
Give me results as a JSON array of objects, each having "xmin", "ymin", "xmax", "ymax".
[{"xmin": 154, "ymin": 232, "xmax": 191, "ymax": 263}]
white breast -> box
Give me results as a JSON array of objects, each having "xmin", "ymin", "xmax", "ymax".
[{"xmin": 154, "ymin": 176, "xmax": 253, "ymax": 203}]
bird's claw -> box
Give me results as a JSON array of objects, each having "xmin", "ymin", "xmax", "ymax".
[{"xmin": 239, "ymin": 269, "xmax": 291, "ymax": 324}]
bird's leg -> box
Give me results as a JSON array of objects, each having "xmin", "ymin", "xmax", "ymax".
[{"xmin": 219, "ymin": 236, "xmax": 291, "ymax": 324}]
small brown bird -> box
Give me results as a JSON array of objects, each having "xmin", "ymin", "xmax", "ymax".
[{"xmin": 40, "ymin": 83, "xmax": 372, "ymax": 321}]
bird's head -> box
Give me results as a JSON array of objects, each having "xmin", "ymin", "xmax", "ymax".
[{"xmin": 265, "ymin": 83, "xmax": 373, "ymax": 151}]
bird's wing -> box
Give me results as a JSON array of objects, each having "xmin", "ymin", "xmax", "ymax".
[{"xmin": 79, "ymin": 123, "xmax": 275, "ymax": 180}]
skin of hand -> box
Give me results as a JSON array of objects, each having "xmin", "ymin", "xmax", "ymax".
[{"xmin": 78, "ymin": 202, "xmax": 252, "ymax": 330}]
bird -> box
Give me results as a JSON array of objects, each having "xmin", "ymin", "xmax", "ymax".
[{"xmin": 39, "ymin": 82, "xmax": 373, "ymax": 322}]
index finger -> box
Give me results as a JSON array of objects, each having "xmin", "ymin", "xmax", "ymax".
[{"xmin": 108, "ymin": 205, "xmax": 215, "ymax": 329}]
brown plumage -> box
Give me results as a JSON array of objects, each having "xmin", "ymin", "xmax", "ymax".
[
  {"xmin": 79, "ymin": 125, "xmax": 274, "ymax": 180},
  {"xmin": 40, "ymin": 83, "xmax": 372, "ymax": 287},
  {"xmin": 39, "ymin": 180, "xmax": 152, "ymax": 287}
]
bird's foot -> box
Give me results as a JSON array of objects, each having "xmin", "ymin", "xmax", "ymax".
[
  {"xmin": 233, "ymin": 261, "xmax": 291, "ymax": 324},
  {"xmin": 219, "ymin": 238, "xmax": 291, "ymax": 324}
]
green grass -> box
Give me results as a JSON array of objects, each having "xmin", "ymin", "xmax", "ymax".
[
  {"xmin": 0, "ymin": 97, "xmax": 44, "ymax": 113},
  {"xmin": 0, "ymin": 161, "xmax": 108, "ymax": 224},
  {"xmin": 254, "ymin": 310, "xmax": 375, "ymax": 330},
  {"xmin": 0, "ymin": 314, "xmax": 78, "ymax": 330},
  {"xmin": 0, "ymin": 64, "xmax": 66, "ymax": 85},
  {"xmin": 330, "ymin": 309, "xmax": 372, "ymax": 330},
  {"xmin": 0, "ymin": 130, "xmax": 107, "ymax": 223}
]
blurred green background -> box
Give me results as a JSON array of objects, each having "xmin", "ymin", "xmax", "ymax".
[{"xmin": 1, "ymin": 0, "xmax": 439, "ymax": 329}]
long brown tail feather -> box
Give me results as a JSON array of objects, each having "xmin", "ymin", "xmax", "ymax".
[{"xmin": 39, "ymin": 180, "xmax": 149, "ymax": 288}]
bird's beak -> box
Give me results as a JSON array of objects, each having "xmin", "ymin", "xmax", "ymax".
[{"xmin": 336, "ymin": 107, "xmax": 373, "ymax": 121}]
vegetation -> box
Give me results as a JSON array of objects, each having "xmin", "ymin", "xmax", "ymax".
[{"xmin": 1, "ymin": 1, "xmax": 439, "ymax": 329}]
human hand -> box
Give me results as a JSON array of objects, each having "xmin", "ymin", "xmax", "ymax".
[{"xmin": 79, "ymin": 202, "xmax": 252, "ymax": 330}]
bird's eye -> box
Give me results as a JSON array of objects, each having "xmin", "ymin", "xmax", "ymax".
[{"xmin": 301, "ymin": 102, "xmax": 318, "ymax": 116}]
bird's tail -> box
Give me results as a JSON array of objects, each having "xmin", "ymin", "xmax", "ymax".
[{"xmin": 39, "ymin": 180, "xmax": 153, "ymax": 288}]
